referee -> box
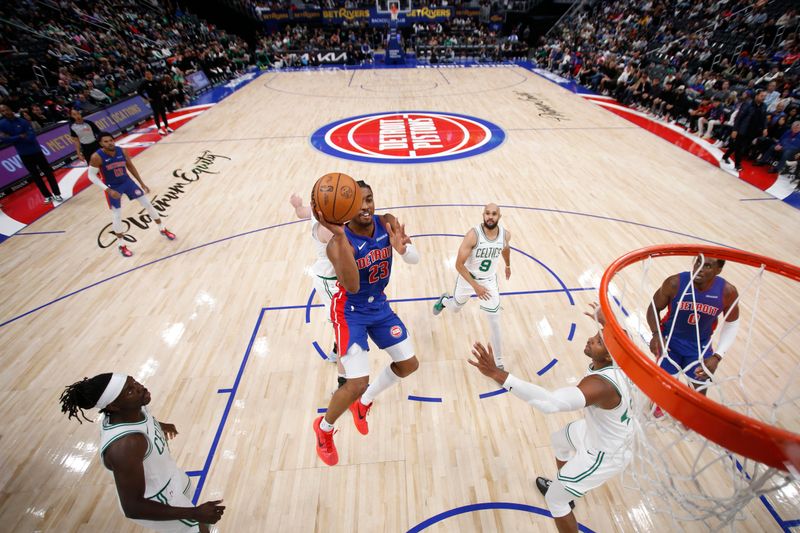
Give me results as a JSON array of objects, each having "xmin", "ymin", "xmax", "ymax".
[
  {"xmin": 69, "ymin": 108, "xmax": 102, "ymax": 164},
  {"xmin": 138, "ymin": 70, "xmax": 173, "ymax": 136}
]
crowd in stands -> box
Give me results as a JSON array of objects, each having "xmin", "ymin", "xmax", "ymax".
[
  {"xmin": 254, "ymin": 24, "xmax": 379, "ymax": 67},
  {"xmin": 248, "ymin": 16, "xmax": 525, "ymax": 67},
  {"xmin": 535, "ymin": 0, "xmax": 800, "ymax": 184},
  {"xmin": 0, "ymin": 0, "xmax": 251, "ymax": 131},
  {"xmin": 230, "ymin": 0, "xmax": 488, "ymax": 17},
  {"xmin": 411, "ymin": 19, "xmax": 529, "ymax": 63}
]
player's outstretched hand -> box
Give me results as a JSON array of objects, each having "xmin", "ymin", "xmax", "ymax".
[
  {"xmin": 315, "ymin": 209, "xmax": 346, "ymax": 236},
  {"xmin": 385, "ymin": 222, "xmax": 410, "ymax": 254},
  {"xmin": 158, "ymin": 422, "xmax": 178, "ymax": 440},
  {"xmin": 468, "ymin": 342, "xmax": 507, "ymax": 383},
  {"xmin": 289, "ymin": 193, "xmax": 303, "ymax": 208},
  {"xmin": 194, "ymin": 500, "xmax": 225, "ymax": 524},
  {"xmin": 583, "ymin": 302, "xmax": 606, "ymax": 327}
]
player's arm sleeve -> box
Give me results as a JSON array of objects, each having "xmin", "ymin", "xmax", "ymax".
[
  {"xmin": 400, "ymin": 243, "xmax": 419, "ymax": 264},
  {"xmin": 502, "ymin": 374, "xmax": 586, "ymax": 414},
  {"xmin": 715, "ymin": 318, "xmax": 739, "ymax": 357},
  {"xmin": 88, "ymin": 165, "xmax": 109, "ymax": 190}
]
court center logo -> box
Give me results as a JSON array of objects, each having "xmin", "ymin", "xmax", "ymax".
[{"xmin": 310, "ymin": 111, "xmax": 505, "ymax": 164}]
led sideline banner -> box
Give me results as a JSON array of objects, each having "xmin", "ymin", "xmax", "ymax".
[
  {"xmin": 261, "ymin": 6, "xmax": 454, "ymax": 27},
  {"xmin": 0, "ymin": 95, "xmax": 151, "ymax": 190},
  {"xmin": 186, "ymin": 71, "xmax": 211, "ymax": 93}
]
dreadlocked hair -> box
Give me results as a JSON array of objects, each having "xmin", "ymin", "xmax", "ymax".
[{"xmin": 60, "ymin": 373, "xmax": 112, "ymax": 423}]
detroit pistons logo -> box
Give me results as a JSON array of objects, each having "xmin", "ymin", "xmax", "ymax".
[
  {"xmin": 310, "ymin": 111, "xmax": 505, "ymax": 164},
  {"xmin": 390, "ymin": 325, "xmax": 403, "ymax": 338}
]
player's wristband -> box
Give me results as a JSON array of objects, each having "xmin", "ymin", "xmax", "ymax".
[{"xmin": 400, "ymin": 243, "xmax": 419, "ymax": 264}]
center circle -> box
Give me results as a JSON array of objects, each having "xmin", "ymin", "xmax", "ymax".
[{"xmin": 310, "ymin": 111, "xmax": 505, "ymax": 164}]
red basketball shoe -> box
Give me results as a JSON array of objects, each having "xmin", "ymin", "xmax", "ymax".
[
  {"xmin": 160, "ymin": 228, "xmax": 176, "ymax": 240},
  {"xmin": 313, "ymin": 416, "xmax": 338, "ymax": 466},
  {"xmin": 349, "ymin": 398, "xmax": 372, "ymax": 435},
  {"xmin": 119, "ymin": 245, "xmax": 133, "ymax": 257}
]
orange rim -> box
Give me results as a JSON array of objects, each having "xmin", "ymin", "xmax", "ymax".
[{"xmin": 599, "ymin": 244, "xmax": 800, "ymax": 472}]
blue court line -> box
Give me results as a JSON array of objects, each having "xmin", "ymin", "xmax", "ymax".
[
  {"xmin": 300, "ymin": 287, "xmax": 594, "ymax": 318},
  {"xmin": 305, "ymin": 288, "xmax": 317, "ymax": 324},
  {"xmin": 537, "ymin": 359, "xmax": 559, "ymax": 376},
  {"xmin": 14, "ymin": 230, "xmax": 67, "ymax": 235},
  {"xmin": 0, "ymin": 218, "xmax": 305, "ymax": 330},
  {"xmin": 185, "ymin": 470, "xmax": 203, "ymax": 477},
  {"xmin": 506, "ymin": 126, "xmax": 637, "ymax": 131},
  {"xmin": 406, "ymin": 501, "xmax": 596, "ymax": 533},
  {"xmin": 388, "ymin": 287, "xmax": 592, "ymax": 305},
  {"xmin": 0, "ymin": 202, "xmax": 738, "ymax": 330},
  {"xmin": 312, "ymin": 340, "xmax": 329, "ymax": 360},
  {"xmin": 410, "ymin": 233, "xmax": 577, "ymax": 306},
  {"xmin": 612, "ymin": 296, "xmax": 631, "ymax": 318},
  {"xmin": 216, "ymin": 388, "xmax": 232, "ymax": 394},
  {"xmin": 383, "ymin": 204, "xmax": 736, "ymax": 249},
  {"xmin": 437, "ymin": 68, "xmax": 451, "ymax": 85},
  {"xmin": 567, "ymin": 323, "xmax": 576, "ymax": 341},
  {"xmin": 317, "ymin": 407, "xmax": 328, "ymax": 414},
  {"xmin": 191, "ymin": 307, "xmax": 266, "ymax": 504},
  {"xmin": 348, "ymin": 70, "xmax": 356, "ymax": 87},
  {"xmin": 408, "ymin": 395, "xmax": 443, "ymax": 403},
  {"xmin": 478, "ymin": 388, "xmax": 508, "ymax": 399},
  {"xmin": 733, "ymin": 458, "xmax": 796, "ymax": 532}
]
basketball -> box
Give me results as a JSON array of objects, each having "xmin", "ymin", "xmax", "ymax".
[{"xmin": 311, "ymin": 173, "xmax": 363, "ymax": 224}]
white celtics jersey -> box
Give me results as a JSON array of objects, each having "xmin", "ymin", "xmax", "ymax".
[
  {"xmin": 310, "ymin": 218, "xmax": 336, "ymax": 278},
  {"xmin": 100, "ymin": 407, "xmax": 184, "ymax": 501},
  {"xmin": 465, "ymin": 224, "xmax": 505, "ymax": 278},
  {"xmin": 583, "ymin": 364, "xmax": 633, "ymax": 454}
]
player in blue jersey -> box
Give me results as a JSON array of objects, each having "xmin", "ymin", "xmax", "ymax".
[
  {"xmin": 646, "ymin": 256, "xmax": 740, "ymax": 403},
  {"xmin": 88, "ymin": 132, "xmax": 176, "ymax": 257},
  {"xmin": 312, "ymin": 180, "xmax": 421, "ymax": 466}
]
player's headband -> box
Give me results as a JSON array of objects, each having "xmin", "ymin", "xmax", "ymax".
[{"xmin": 94, "ymin": 373, "xmax": 128, "ymax": 410}]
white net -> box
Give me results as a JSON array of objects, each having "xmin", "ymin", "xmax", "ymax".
[{"xmin": 601, "ymin": 248, "xmax": 800, "ymax": 531}]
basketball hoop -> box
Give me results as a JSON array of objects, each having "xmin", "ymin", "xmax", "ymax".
[
  {"xmin": 389, "ymin": 4, "xmax": 399, "ymax": 22},
  {"xmin": 598, "ymin": 244, "xmax": 800, "ymax": 528}
]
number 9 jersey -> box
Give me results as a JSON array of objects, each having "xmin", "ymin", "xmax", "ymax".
[{"xmin": 466, "ymin": 224, "xmax": 506, "ymax": 277}]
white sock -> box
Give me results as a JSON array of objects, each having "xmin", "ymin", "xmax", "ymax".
[
  {"xmin": 111, "ymin": 207, "xmax": 124, "ymax": 234},
  {"xmin": 487, "ymin": 312, "xmax": 503, "ymax": 366},
  {"xmin": 361, "ymin": 364, "xmax": 401, "ymax": 406},
  {"xmin": 442, "ymin": 296, "xmax": 463, "ymax": 313},
  {"xmin": 320, "ymin": 417, "xmax": 334, "ymax": 432}
]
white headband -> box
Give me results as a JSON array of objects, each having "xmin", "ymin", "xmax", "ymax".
[{"xmin": 94, "ymin": 373, "xmax": 128, "ymax": 410}]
